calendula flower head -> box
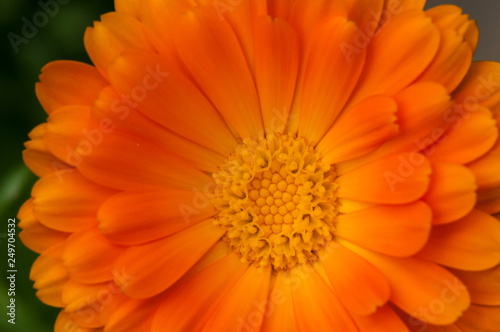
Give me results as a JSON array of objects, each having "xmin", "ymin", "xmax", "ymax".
[{"xmin": 18, "ymin": 0, "xmax": 500, "ymax": 331}]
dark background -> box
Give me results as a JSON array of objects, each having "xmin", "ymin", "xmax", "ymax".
[{"xmin": 0, "ymin": 1, "xmax": 499, "ymax": 331}]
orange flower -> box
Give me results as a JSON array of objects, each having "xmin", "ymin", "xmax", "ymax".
[{"xmin": 19, "ymin": 0, "xmax": 500, "ymax": 331}]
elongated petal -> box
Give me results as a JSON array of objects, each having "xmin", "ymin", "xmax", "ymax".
[
  {"xmin": 417, "ymin": 210, "xmax": 500, "ymax": 271},
  {"xmin": 423, "ymin": 163, "xmax": 477, "ymax": 225},
  {"xmin": 450, "ymin": 265, "xmax": 500, "ymax": 306},
  {"xmin": 290, "ymin": 267, "xmax": 358, "ymax": 331},
  {"xmin": 36, "ymin": 61, "xmax": 107, "ymax": 114},
  {"xmin": 31, "ymin": 171, "xmax": 115, "ymax": 233},
  {"xmin": 114, "ymin": 220, "xmax": 225, "ymax": 298},
  {"xmin": 342, "ymin": 240, "xmax": 470, "ymax": 326},
  {"xmin": 203, "ymin": 265, "xmax": 272, "ymax": 331},
  {"xmin": 107, "ymin": 50, "xmax": 237, "ymax": 155},
  {"xmin": 335, "ymin": 202, "xmax": 432, "ymax": 256},
  {"xmin": 320, "ymin": 242, "xmax": 390, "ymax": 315},
  {"xmin": 299, "ymin": 17, "xmax": 365, "ymax": 144},
  {"xmin": 30, "ymin": 244, "xmax": 68, "ymax": 308},
  {"xmin": 84, "ymin": 12, "xmax": 153, "ymax": 77},
  {"xmin": 62, "ymin": 228, "xmax": 124, "ymax": 283},
  {"xmin": 98, "ymin": 188, "xmax": 216, "ymax": 245},
  {"xmin": 348, "ymin": 11, "xmax": 440, "ymax": 105},
  {"xmin": 151, "ymin": 253, "xmax": 248, "ymax": 331},
  {"xmin": 175, "ymin": 6, "xmax": 263, "ymax": 138},
  {"xmin": 336, "ymin": 153, "xmax": 431, "ymax": 204},
  {"xmin": 317, "ymin": 95, "xmax": 398, "ymax": 164},
  {"xmin": 254, "ymin": 17, "xmax": 298, "ymax": 135}
]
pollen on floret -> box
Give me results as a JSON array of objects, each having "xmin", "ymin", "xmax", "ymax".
[{"xmin": 212, "ymin": 134, "xmax": 339, "ymax": 270}]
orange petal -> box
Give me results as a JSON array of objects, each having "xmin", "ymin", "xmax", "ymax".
[
  {"xmin": 24, "ymin": 123, "xmax": 71, "ymax": 178},
  {"xmin": 423, "ymin": 162, "xmax": 476, "ymax": 225},
  {"xmin": 417, "ymin": 209, "xmax": 500, "ymax": 271},
  {"xmin": 388, "ymin": 82, "xmax": 451, "ymax": 154},
  {"xmin": 114, "ymin": 0, "xmax": 141, "ymax": 20},
  {"xmin": 114, "ymin": 220, "xmax": 225, "ymax": 298},
  {"xmin": 456, "ymin": 304, "xmax": 500, "ymax": 332},
  {"xmin": 453, "ymin": 61, "xmax": 500, "ymax": 110},
  {"xmin": 426, "ymin": 5, "xmax": 478, "ymax": 51},
  {"xmin": 476, "ymin": 187, "xmax": 500, "ymax": 215},
  {"xmin": 267, "ymin": 1, "xmax": 347, "ymax": 48},
  {"xmin": 35, "ymin": 61, "xmax": 106, "ymax": 114},
  {"xmin": 105, "ymin": 295, "xmax": 163, "ymax": 332},
  {"xmin": 336, "ymin": 153, "xmax": 431, "ymax": 204},
  {"xmin": 31, "ymin": 171, "xmax": 115, "ymax": 233},
  {"xmin": 91, "ymin": 86, "xmax": 225, "ymax": 173},
  {"xmin": 336, "ymin": 82, "xmax": 450, "ymax": 176},
  {"xmin": 345, "ymin": 0, "xmax": 384, "ymax": 37},
  {"xmin": 317, "ymin": 95, "xmax": 398, "ymax": 164},
  {"xmin": 76, "ymin": 130, "xmax": 213, "ymax": 191},
  {"xmin": 335, "ymin": 202, "xmax": 432, "ymax": 257},
  {"xmin": 430, "ymin": 106, "xmax": 498, "ymax": 165},
  {"xmin": 215, "ymin": 0, "xmax": 267, "ymax": 74},
  {"xmin": 341, "ymin": 240, "xmax": 471, "ymax": 326},
  {"xmin": 84, "ymin": 12, "xmax": 153, "ymax": 78},
  {"xmin": 415, "ymin": 29, "xmax": 472, "ymax": 93},
  {"xmin": 175, "ymin": 6, "xmax": 262, "ymax": 138},
  {"xmin": 260, "ymin": 271, "xmax": 298, "ymax": 332},
  {"xmin": 151, "ymin": 253, "xmax": 248, "ymax": 331},
  {"xmin": 298, "ymin": 17, "xmax": 365, "ymax": 144},
  {"xmin": 54, "ymin": 311, "xmax": 95, "ymax": 332},
  {"xmin": 30, "ymin": 243, "xmax": 68, "ymax": 308},
  {"xmin": 254, "ymin": 16, "xmax": 298, "ymax": 135},
  {"xmin": 320, "ymin": 242, "xmax": 390, "ymax": 315},
  {"xmin": 450, "ymin": 265, "xmax": 500, "ymax": 306},
  {"xmin": 203, "ymin": 265, "xmax": 272, "ymax": 331},
  {"xmin": 43, "ymin": 105, "xmax": 92, "ymax": 167},
  {"xmin": 290, "ymin": 266, "xmax": 358, "ymax": 331},
  {"xmin": 467, "ymin": 150, "xmax": 500, "ymax": 189},
  {"xmin": 383, "ymin": 0, "xmax": 425, "ymax": 14},
  {"xmin": 98, "ymin": 188, "xmax": 216, "ymax": 245},
  {"xmin": 61, "ymin": 228, "xmax": 124, "ymax": 283},
  {"xmin": 107, "ymin": 50, "xmax": 237, "ymax": 156},
  {"xmin": 18, "ymin": 199, "xmax": 69, "ymax": 253},
  {"xmin": 352, "ymin": 305, "xmax": 409, "ymax": 332},
  {"xmin": 61, "ymin": 280, "xmax": 126, "ymax": 328},
  {"xmin": 348, "ymin": 11, "xmax": 440, "ymax": 105}
]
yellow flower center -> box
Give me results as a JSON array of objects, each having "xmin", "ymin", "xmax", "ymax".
[{"xmin": 212, "ymin": 134, "xmax": 338, "ymax": 270}]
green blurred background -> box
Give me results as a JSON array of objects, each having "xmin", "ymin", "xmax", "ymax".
[{"xmin": 0, "ymin": 0, "xmax": 498, "ymax": 331}]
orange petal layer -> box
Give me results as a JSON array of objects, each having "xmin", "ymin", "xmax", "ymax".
[
  {"xmin": 423, "ymin": 162, "xmax": 476, "ymax": 225},
  {"xmin": 31, "ymin": 171, "xmax": 115, "ymax": 233},
  {"xmin": 114, "ymin": 220, "xmax": 225, "ymax": 298},
  {"xmin": 417, "ymin": 209, "xmax": 500, "ymax": 271},
  {"xmin": 320, "ymin": 242, "xmax": 390, "ymax": 315},
  {"xmin": 98, "ymin": 188, "xmax": 217, "ymax": 245},
  {"xmin": 342, "ymin": 240, "xmax": 470, "ymax": 326},
  {"xmin": 175, "ymin": 6, "xmax": 262, "ymax": 138},
  {"xmin": 335, "ymin": 202, "xmax": 432, "ymax": 256},
  {"xmin": 151, "ymin": 253, "xmax": 248, "ymax": 331},
  {"xmin": 336, "ymin": 153, "xmax": 431, "ymax": 204},
  {"xmin": 254, "ymin": 16, "xmax": 298, "ymax": 135},
  {"xmin": 35, "ymin": 61, "xmax": 106, "ymax": 114},
  {"xmin": 317, "ymin": 95, "xmax": 398, "ymax": 165},
  {"xmin": 61, "ymin": 228, "xmax": 124, "ymax": 283}
]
